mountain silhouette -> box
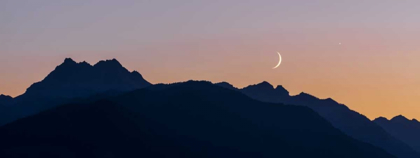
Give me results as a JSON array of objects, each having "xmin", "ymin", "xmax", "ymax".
[
  {"xmin": 374, "ymin": 115, "xmax": 420, "ymax": 153},
  {"xmin": 241, "ymin": 81, "xmax": 290, "ymax": 103},
  {"xmin": 216, "ymin": 81, "xmax": 420, "ymax": 158},
  {"xmin": 0, "ymin": 58, "xmax": 151, "ymax": 126},
  {"xmin": 24, "ymin": 58, "xmax": 150, "ymax": 98},
  {"xmin": 0, "ymin": 94, "xmax": 13, "ymax": 106},
  {"xmin": 0, "ymin": 81, "xmax": 396, "ymax": 158},
  {"xmin": 0, "ymin": 58, "xmax": 417, "ymax": 157}
]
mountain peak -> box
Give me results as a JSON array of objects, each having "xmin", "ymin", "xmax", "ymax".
[
  {"xmin": 23, "ymin": 58, "xmax": 151, "ymax": 98},
  {"xmin": 294, "ymin": 92, "xmax": 347, "ymax": 108},
  {"xmin": 297, "ymin": 92, "xmax": 316, "ymax": 98},
  {"xmin": 95, "ymin": 58, "xmax": 121, "ymax": 65},
  {"xmin": 58, "ymin": 58, "xmax": 92, "ymax": 69},
  {"xmin": 131, "ymin": 70, "xmax": 142, "ymax": 76},
  {"xmin": 254, "ymin": 81, "xmax": 274, "ymax": 89},
  {"xmin": 58, "ymin": 58, "xmax": 79, "ymax": 68},
  {"xmin": 131, "ymin": 70, "xmax": 148, "ymax": 81},
  {"xmin": 374, "ymin": 117, "xmax": 389, "ymax": 122},
  {"xmin": 217, "ymin": 82, "xmax": 233, "ymax": 86},
  {"xmin": 79, "ymin": 61, "xmax": 91, "ymax": 66},
  {"xmin": 240, "ymin": 81, "xmax": 291, "ymax": 103},
  {"xmin": 95, "ymin": 59, "xmax": 126, "ymax": 71},
  {"xmin": 63, "ymin": 58, "xmax": 76, "ymax": 64},
  {"xmin": 241, "ymin": 81, "xmax": 274, "ymax": 91},
  {"xmin": 275, "ymin": 85, "xmax": 289, "ymax": 95},
  {"xmin": 322, "ymin": 98, "xmax": 339, "ymax": 104},
  {"xmin": 215, "ymin": 82, "xmax": 237, "ymax": 91},
  {"xmin": 391, "ymin": 115, "xmax": 409, "ymax": 122},
  {"xmin": 259, "ymin": 81, "xmax": 273, "ymax": 86}
]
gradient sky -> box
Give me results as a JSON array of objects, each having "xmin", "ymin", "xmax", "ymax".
[{"xmin": 1, "ymin": 0, "xmax": 420, "ymax": 120}]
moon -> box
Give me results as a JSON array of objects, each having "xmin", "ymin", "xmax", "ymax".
[{"xmin": 273, "ymin": 52, "xmax": 282, "ymax": 69}]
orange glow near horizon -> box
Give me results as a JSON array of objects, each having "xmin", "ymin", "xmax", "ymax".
[{"xmin": 2, "ymin": 1, "xmax": 420, "ymax": 120}]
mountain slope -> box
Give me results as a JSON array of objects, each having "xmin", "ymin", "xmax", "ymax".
[
  {"xmin": 217, "ymin": 81, "xmax": 420, "ymax": 158},
  {"xmin": 0, "ymin": 81, "xmax": 395, "ymax": 158},
  {"xmin": 375, "ymin": 116, "xmax": 420, "ymax": 153},
  {"xmin": 0, "ymin": 58, "xmax": 151, "ymax": 126},
  {"xmin": 0, "ymin": 94, "xmax": 13, "ymax": 106}
]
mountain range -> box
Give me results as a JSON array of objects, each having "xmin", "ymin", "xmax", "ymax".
[
  {"xmin": 0, "ymin": 58, "xmax": 151, "ymax": 126},
  {"xmin": 216, "ymin": 81, "xmax": 420, "ymax": 158},
  {"xmin": 24, "ymin": 58, "xmax": 150, "ymax": 98},
  {"xmin": 0, "ymin": 58, "xmax": 418, "ymax": 158},
  {"xmin": 375, "ymin": 115, "xmax": 420, "ymax": 153},
  {"xmin": 0, "ymin": 81, "xmax": 396, "ymax": 158}
]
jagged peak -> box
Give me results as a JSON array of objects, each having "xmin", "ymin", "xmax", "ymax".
[
  {"xmin": 412, "ymin": 119, "xmax": 419, "ymax": 123},
  {"xmin": 243, "ymin": 81, "xmax": 274, "ymax": 90},
  {"xmin": 94, "ymin": 58, "xmax": 123, "ymax": 68},
  {"xmin": 79, "ymin": 61, "xmax": 92, "ymax": 66},
  {"xmin": 58, "ymin": 58, "xmax": 78, "ymax": 68},
  {"xmin": 63, "ymin": 58, "xmax": 76, "ymax": 64},
  {"xmin": 94, "ymin": 59, "xmax": 126, "ymax": 71},
  {"xmin": 59, "ymin": 58, "xmax": 93, "ymax": 68},
  {"xmin": 275, "ymin": 85, "xmax": 289, "ymax": 94},
  {"xmin": 275, "ymin": 85, "xmax": 285, "ymax": 89}
]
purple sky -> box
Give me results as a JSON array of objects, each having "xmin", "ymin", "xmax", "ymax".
[{"xmin": 1, "ymin": 0, "xmax": 420, "ymax": 120}]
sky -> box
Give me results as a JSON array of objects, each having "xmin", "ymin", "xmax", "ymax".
[{"xmin": 1, "ymin": 0, "xmax": 420, "ymax": 120}]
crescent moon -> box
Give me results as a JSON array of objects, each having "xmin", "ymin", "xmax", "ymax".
[{"xmin": 273, "ymin": 52, "xmax": 282, "ymax": 69}]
